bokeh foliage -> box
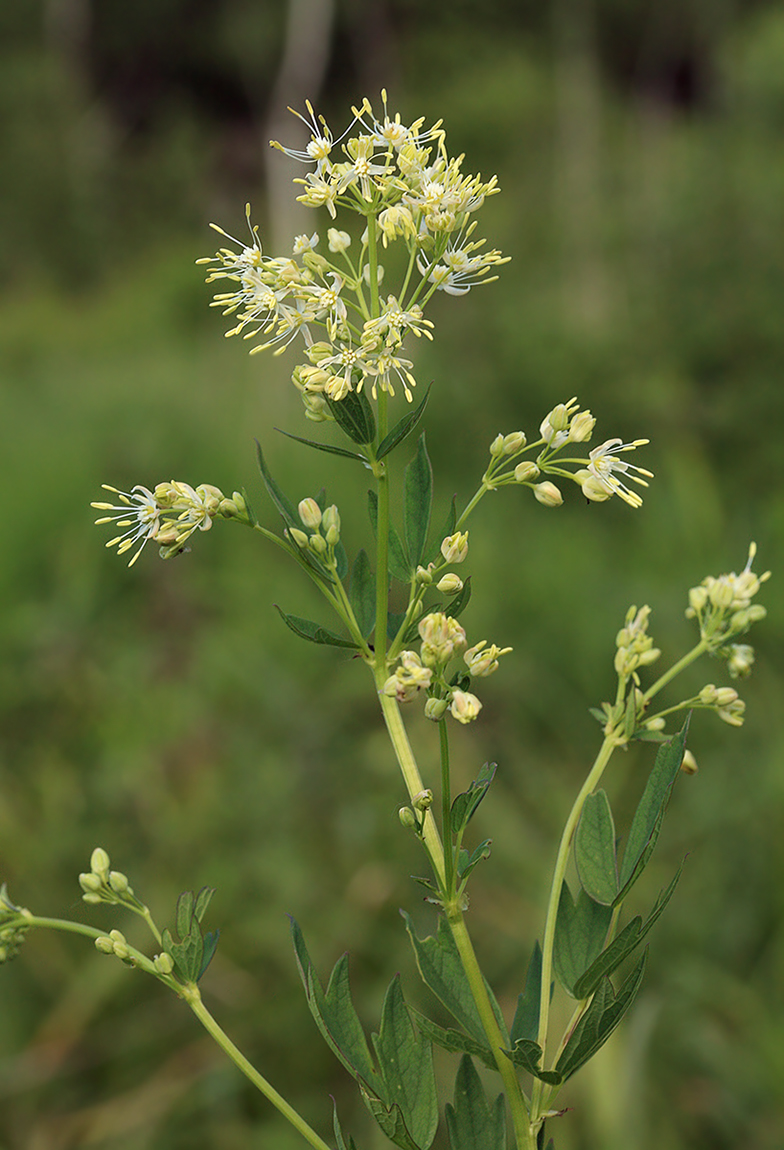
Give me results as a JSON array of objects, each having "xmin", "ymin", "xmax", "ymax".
[{"xmin": 2, "ymin": 2, "xmax": 784, "ymax": 1147}]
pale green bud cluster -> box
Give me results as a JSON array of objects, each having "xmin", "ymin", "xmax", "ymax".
[
  {"xmin": 614, "ymin": 606, "xmax": 661, "ymax": 679},
  {"xmin": 383, "ymin": 613, "xmax": 511, "ymax": 726},
  {"xmin": 482, "ymin": 397, "xmax": 652, "ymax": 511},
  {"xmin": 0, "ymin": 884, "xmax": 31, "ymax": 965},
  {"xmin": 78, "ymin": 847, "xmax": 146, "ymax": 914},
  {"xmin": 686, "ymin": 544, "xmax": 770, "ymax": 675},
  {"xmin": 288, "ymin": 498, "xmax": 342, "ymax": 559}
]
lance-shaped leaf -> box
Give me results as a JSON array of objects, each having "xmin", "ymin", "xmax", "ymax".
[
  {"xmin": 451, "ymin": 763, "xmax": 497, "ymax": 837},
  {"xmin": 290, "ymin": 918, "xmax": 383, "ymax": 1096},
  {"xmin": 423, "ymin": 496, "xmax": 457, "ymax": 566},
  {"xmin": 573, "ymin": 862, "xmax": 683, "ymax": 999},
  {"xmin": 376, "ymin": 384, "xmax": 432, "ymax": 461},
  {"xmin": 255, "ymin": 441, "xmax": 298, "ymax": 527},
  {"xmin": 401, "ymin": 912, "xmax": 509, "ymax": 1049},
  {"xmin": 445, "ymin": 1054, "xmax": 507, "ymax": 1150},
  {"xmin": 404, "ymin": 434, "xmax": 433, "ymax": 569},
  {"xmin": 555, "ymin": 951, "xmax": 647, "ymax": 1081},
  {"xmin": 325, "ymin": 388, "xmax": 376, "ymax": 445},
  {"xmin": 332, "ymin": 1104, "xmax": 358, "ymax": 1150},
  {"xmin": 349, "ymin": 549, "xmax": 375, "ymax": 638},
  {"xmin": 553, "ymin": 881, "xmax": 613, "ymax": 998},
  {"xmin": 370, "ymin": 976, "xmax": 438, "ymax": 1150},
  {"xmin": 456, "ymin": 840, "xmax": 492, "ymax": 884},
  {"xmin": 510, "ymin": 942, "xmax": 544, "ymax": 1046},
  {"xmin": 444, "ymin": 575, "xmax": 472, "ymax": 621},
  {"xmin": 368, "ymin": 490, "xmax": 411, "ymax": 582},
  {"xmin": 503, "ymin": 1039, "xmax": 562, "ymax": 1085},
  {"xmin": 408, "ymin": 1010, "xmax": 495, "ymax": 1070},
  {"xmin": 275, "ymin": 426, "xmax": 369, "ymax": 463},
  {"xmin": 275, "ymin": 607, "xmax": 360, "ymax": 650},
  {"xmin": 616, "ymin": 717, "xmax": 690, "ymax": 904},
  {"xmin": 575, "ymin": 790, "xmax": 619, "ymax": 906}
]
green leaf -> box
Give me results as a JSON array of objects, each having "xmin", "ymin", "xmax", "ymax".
[
  {"xmin": 445, "ymin": 1055, "xmax": 507, "ymax": 1150},
  {"xmin": 510, "ymin": 942, "xmax": 543, "ymax": 1045},
  {"xmin": 368, "ymin": 490, "xmax": 411, "ymax": 582},
  {"xmin": 503, "ymin": 1039, "xmax": 563, "ymax": 1085},
  {"xmin": 444, "ymin": 576, "xmax": 472, "ymax": 621},
  {"xmin": 555, "ymin": 951, "xmax": 648, "ymax": 1081},
  {"xmin": 408, "ymin": 1010, "xmax": 495, "ymax": 1070},
  {"xmin": 372, "ymin": 976, "xmax": 438, "ymax": 1150},
  {"xmin": 617, "ymin": 717, "xmax": 690, "ymax": 902},
  {"xmin": 255, "ymin": 440, "xmax": 298, "ymax": 527},
  {"xmin": 325, "ymin": 388, "xmax": 376, "ymax": 445},
  {"xmin": 332, "ymin": 1104, "xmax": 358, "ymax": 1150},
  {"xmin": 573, "ymin": 863, "xmax": 683, "ymax": 999},
  {"xmin": 401, "ymin": 912, "xmax": 509, "ymax": 1048},
  {"xmin": 176, "ymin": 890, "xmax": 194, "ymax": 941},
  {"xmin": 334, "ymin": 539, "xmax": 349, "ymax": 581},
  {"xmin": 290, "ymin": 918, "xmax": 383, "ymax": 1096},
  {"xmin": 161, "ymin": 888, "xmax": 219, "ymax": 983},
  {"xmin": 404, "ymin": 434, "xmax": 433, "ymax": 569},
  {"xmin": 193, "ymin": 886, "xmax": 215, "ymax": 924},
  {"xmin": 349, "ymin": 549, "xmax": 375, "ymax": 638},
  {"xmin": 423, "ymin": 496, "xmax": 457, "ymax": 566},
  {"xmin": 376, "ymin": 385, "xmax": 431, "ymax": 461},
  {"xmin": 575, "ymin": 790, "xmax": 619, "ymax": 905},
  {"xmin": 456, "ymin": 839, "xmax": 492, "ymax": 883},
  {"xmin": 275, "ymin": 426, "xmax": 369, "ymax": 463},
  {"xmin": 451, "ymin": 763, "xmax": 497, "ymax": 836},
  {"xmin": 361, "ymin": 1090, "xmax": 422, "ymax": 1150},
  {"xmin": 198, "ymin": 930, "xmax": 220, "ymax": 980},
  {"xmin": 275, "ymin": 607, "xmax": 359, "ymax": 650},
  {"xmin": 553, "ymin": 881, "xmax": 613, "ymax": 998}
]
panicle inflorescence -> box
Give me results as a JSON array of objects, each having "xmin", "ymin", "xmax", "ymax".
[{"xmin": 199, "ymin": 91, "xmax": 507, "ymax": 415}]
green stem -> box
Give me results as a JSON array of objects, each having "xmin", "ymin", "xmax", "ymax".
[
  {"xmin": 183, "ymin": 985, "xmax": 333, "ymax": 1150},
  {"xmin": 642, "ymin": 639, "xmax": 709, "ymax": 704},
  {"xmin": 530, "ymin": 732, "xmax": 621, "ymax": 1126},
  {"xmin": 439, "ymin": 719, "xmax": 454, "ymax": 897},
  {"xmin": 446, "ymin": 910, "xmax": 536, "ymax": 1150}
]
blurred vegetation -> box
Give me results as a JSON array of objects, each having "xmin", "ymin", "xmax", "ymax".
[{"xmin": 2, "ymin": 1, "xmax": 784, "ymax": 1147}]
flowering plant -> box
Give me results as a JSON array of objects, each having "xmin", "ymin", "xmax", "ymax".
[{"xmin": 1, "ymin": 94, "xmax": 769, "ymax": 1150}]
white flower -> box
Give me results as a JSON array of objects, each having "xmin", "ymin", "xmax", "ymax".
[
  {"xmin": 91, "ymin": 485, "xmax": 161, "ymax": 567},
  {"xmin": 583, "ymin": 439, "xmax": 653, "ymax": 508}
]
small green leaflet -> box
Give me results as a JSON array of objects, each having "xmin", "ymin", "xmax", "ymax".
[
  {"xmin": 325, "ymin": 388, "xmax": 376, "ymax": 445},
  {"xmin": 275, "ymin": 426, "xmax": 368, "ymax": 464},
  {"xmin": 553, "ymin": 881, "xmax": 612, "ymax": 998},
  {"xmin": 161, "ymin": 887, "xmax": 219, "ymax": 983},
  {"xmin": 275, "ymin": 607, "xmax": 359, "ymax": 650},
  {"xmin": 450, "ymin": 763, "xmax": 496, "ymax": 836},
  {"xmin": 376, "ymin": 384, "xmax": 431, "ymax": 460},
  {"xmin": 555, "ymin": 951, "xmax": 648, "ymax": 1081}
]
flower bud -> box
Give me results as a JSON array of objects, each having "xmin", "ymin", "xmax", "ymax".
[
  {"xmin": 424, "ymin": 697, "xmax": 448, "ymax": 721},
  {"xmin": 450, "ymin": 689, "xmax": 483, "ymax": 724},
  {"xmin": 568, "ymin": 410, "xmax": 596, "ymax": 442},
  {"xmin": 154, "ymin": 952, "xmax": 175, "ymax": 975},
  {"xmin": 413, "ymin": 790, "xmax": 433, "ymax": 811},
  {"xmin": 416, "ymin": 565, "xmax": 434, "ymax": 585},
  {"xmin": 287, "ymin": 527, "xmax": 309, "ymax": 549},
  {"xmin": 309, "ymin": 534, "xmax": 327, "ymax": 555},
  {"xmin": 680, "ymin": 749, "xmax": 698, "ymax": 774},
  {"xmin": 534, "ymin": 481, "xmax": 563, "ymax": 508},
  {"xmin": 79, "ymin": 872, "xmax": 103, "ymax": 893},
  {"xmin": 441, "ymin": 532, "xmax": 469, "ymax": 564},
  {"xmin": 514, "ymin": 461, "xmax": 540, "ymax": 483},
  {"xmin": 95, "ymin": 935, "xmax": 115, "ymax": 954},
  {"xmin": 108, "ymin": 871, "xmax": 130, "ymax": 895},
  {"xmin": 489, "ymin": 433, "xmax": 505, "ymax": 457},
  {"xmin": 399, "ymin": 806, "xmax": 417, "ymax": 829},
  {"xmin": 502, "ymin": 431, "xmax": 526, "ymax": 454},
  {"xmin": 436, "ymin": 573, "xmax": 463, "ymax": 594},
  {"xmin": 298, "ymin": 498, "xmax": 322, "ymax": 530},
  {"xmin": 90, "ymin": 848, "xmax": 111, "ymax": 880},
  {"xmin": 327, "ymin": 228, "xmax": 352, "ymax": 253}
]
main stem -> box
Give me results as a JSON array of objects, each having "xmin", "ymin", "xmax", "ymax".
[{"xmin": 529, "ymin": 732, "xmax": 621, "ymax": 1125}]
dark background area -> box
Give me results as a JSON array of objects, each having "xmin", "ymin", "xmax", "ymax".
[{"xmin": 2, "ymin": 1, "xmax": 784, "ymax": 1147}]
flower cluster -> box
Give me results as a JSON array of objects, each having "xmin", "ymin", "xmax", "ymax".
[
  {"xmin": 483, "ymin": 398, "xmax": 653, "ymax": 510},
  {"xmin": 200, "ymin": 92, "xmax": 507, "ymax": 415},
  {"xmin": 92, "ymin": 482, "xmax": 249, "ymax": 566},
  {"xmin": 382, "ymin": 611, "xmax": 511, "ymax": 724},
  {"xmin": 287, "ymin": 497, "xmax": 342, "ymax": 558},
  {"xmin": 686, "ymin": 543, "xmax": 770, "ymax": 673},
  {"xmin": 79, "ymin": 847, "xmax": 140, "ymax": 908}
]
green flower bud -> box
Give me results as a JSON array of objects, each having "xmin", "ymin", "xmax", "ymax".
[
  {"xmin": 154, "ymin": 952, "xmax": 175, "ymax": 975},
  {"xmin": 309, "ymin": 534, "xmax": 327, "ymax": 555},
  {"xmin": 436, "ymin": 573, "xmax": 463, "ymax": 594},
  {"xmin": 95, "ymin": 936, "xmax": 115, "ymax": 954},
  {"xmin": 399, "ymin": 807, "xmax": 417, "ymax": 829},
  {"xmin": 321, "ymin": 505, "xmax": 341, "ymax": 536},
  {"xmin": 325, "ymin": 524, "xmax": 340, "ymax": 547},
  {"xmin": 424, "ymin": 697, "xmax": 448, "ymax": 721},
  {"xmin": 489, "ymin": 433, "xmax": 505, "ymax": 457},
  {"xmin": 413, "ymin": 789, "xmax": 433, "ymax": 811},
  {"xmin": 416, "ymin": 565, "xmax": 434, "ymax": 585},
  {"xmin": 298, "ymin": 498, "xmax": 322, "ymax": 530},
  {"xmin": 534, "ymin": 481, "xmax": 563, "ymax": 507},
  {"xmin": 79, "ymin": 872, "xmax": 103, "ymax": 893},
  {"xmin": 502, "ymin": 431, "xmax": 526, "ymax": 454},
  {"xmin": 90, "ymin": 848, "xmax": 111, "ymax": 880},
  {"xmin": 108, "ymin": 871, "xmax": 130, "ymax": 895},
  {"xmin": 287, "ymin": 527, "xmax": 309, "ymax": 549},
  {"xmin": 514, "ymin": 461, "xmax": 540, "ymax": 483}
]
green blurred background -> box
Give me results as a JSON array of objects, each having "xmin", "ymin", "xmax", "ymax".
[{"xmin": 2, "ymin": 1, "xmax": 784, "ymax": 1147}]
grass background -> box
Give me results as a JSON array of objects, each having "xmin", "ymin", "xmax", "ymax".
[{"xmin": 2, "ymin": 2, "xmax": 784, "ymax": 1147}]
